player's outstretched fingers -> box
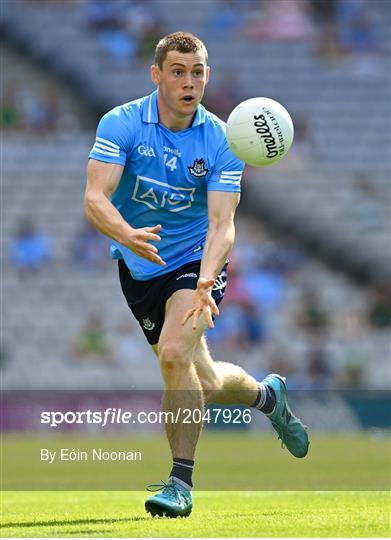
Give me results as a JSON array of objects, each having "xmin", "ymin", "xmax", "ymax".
[
  {"xmin": 209, "ymin": 298, "xmax": 220, "ymax": 317},
  {"xmin": 203, "ymin": 306, "xmax": 214, "ymax": 330},
  {"xmin": 181, "ymin": 308, "xmax": 195, "ymax": 326},
  {"xmin": 144, "ymin": 228, "xmax": 161, "ymax": 243},
  {"xmin": 153, "ymin": 256, "xmax": 166, "ymax": 266},
  {"xmin": 145, "ymin": 233, "xmax": 161, "ymax": 243},
  {"xmin": 145, "ymin": 224, "xmax": 162, "ymax": 235},
  {"xmin": 151, "ymin": 256, "xmax": 166, "ymax": 265},
  {"xmin": 143, "ymin": 248, "xmax": 165, "ymax": 266},
  {"xmin": 192, "ymin": 308, "xmax": 201, "ymax": 330}
]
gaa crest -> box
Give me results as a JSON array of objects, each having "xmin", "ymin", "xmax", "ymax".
[{"xmin": 188, "ymin": 158, "xmax": 209, "ymax": 177}]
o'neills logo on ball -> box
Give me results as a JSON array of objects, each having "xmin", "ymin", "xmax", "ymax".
[
  {"xmin": 253, "ymin": 114, "xmax": 278, "ymax": 158},
  {"xmin": 254, "ymin": 111, "xmax": 286, "ymax": 158}
]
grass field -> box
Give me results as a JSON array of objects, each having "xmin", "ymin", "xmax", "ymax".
[
  {"xmin": 1, "ymin": 491, "xmax": 390, "ymax": 537},
  {"xmin": 1, "ymin": 433, "xmax": 390, "ymax": 537},
  {"xmin": 2, "ymin": 432, "xmax": 390, "ymax": 490}
]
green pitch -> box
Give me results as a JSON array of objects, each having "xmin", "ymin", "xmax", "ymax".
[
  {"xmin": 1, "ymin": 491, "xmax": 390, "ymax": 537},
  {"xmin": 2, "ymin": 432, "xmax": 390, "ymax": 490},
  {"xmin": 1, "ymin": 433, "xmax": 390, "ymax": 537}
]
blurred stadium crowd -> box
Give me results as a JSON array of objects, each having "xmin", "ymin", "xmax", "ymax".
[{"xmin": 1, "ymin": 0, "xmax": 390, "ymax": 391}]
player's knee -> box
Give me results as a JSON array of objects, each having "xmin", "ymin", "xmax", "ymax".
[{"xmin": 158, "ymin": 340, "xmax": 190, "ymax": 372}]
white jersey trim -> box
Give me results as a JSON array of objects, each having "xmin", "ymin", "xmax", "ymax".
[
  {"xmin": 92, "ymin": 146, "xmax": 120, "ymax": 157},
  {"xmin": 221, "ymin": 174, "xmax": 241, "ymax": 180},
  {"xmin": 94, "ymin": 142, "xmax": 120, "ymax": 154},
  {"xmin": 220, "ymin": 179, "xmax": 241, "ymax": 184},
  {"xmin": 96, "ymin": 136, "xmax": 120, "ymax": 150}
]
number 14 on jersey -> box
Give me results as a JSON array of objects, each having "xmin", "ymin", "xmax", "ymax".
[{"xmin": 163, "ymin": 153, "xmax": 178, "ymax": 172}]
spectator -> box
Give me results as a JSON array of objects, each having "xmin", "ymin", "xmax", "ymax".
[
  {"xmin": 211, "ymin": 301, "xmax": 265, "ymax": 349},
  {"xmin": 314, "ymin": 0, "xmax": 383, "ymax": 68},
  {"xmin": 368, "ymin": 282, "xmax": 391, "ymax": 329},
  {"xmin": 311, "ymin": 0, "xmax": 342, "ymax": 60},
  {"xmin": 20, "ymin": 89, "xmax": 60, "ymax": 133},
  {"xmin": 83, "ymin": 0, "xmax": 123, "ymax": 31},
  {"xmin": 337, "ymin": 345, "xmax": 368, "ymax": 389},
  {"xmin": 247, "ymin": 0, "xmax": 315, "ymax": 42},
  {"xmin": 208, "ymin": 0, "xmax": 244, "ymax": 34},
  {"xmin": 276, "ymin": 118, "xmax": 317, "ymax": 174},
  {"xmin": 296, "ymin": 287, "xmax": 330, "ymax": 335},
  {"xmin": 9, "ymin": 219, "xmax": 52, "ymax": 277},
  {"xmin": 127, "ymin": 0, "xmax": 160, "ymax": 42},
  {"xmin": 244, "ymin": 258, "xmax": 287, "ymax": 313},
  {"xmin": 207, "ymin": 262, "xmax": 266, "ymax": 350},
  {"xmin": 136, "ymin": 18, "xmax": 165, "ymax": 63},
  {"xmin": 336, "ymin": 0, "xmax": 380, "ymax": 56},
  {"xmin": 262, "ymin": 235, "xmax": 304, "ymax": 276},
  {"xmin": 203, "ymin": 71, "xmax": 242, "ymax": 121},
  {"xmin": 334, "ymin": 309, "xmax": 369, "ymax": 388},
  {"xmin": 303, "ymin": 347, "xmax": 333, "ymax": 389},
  {"xmin": 72, "ymin": 312, "xmax": 114, "ymax": 365},
  {"xmin": 112, "ymin": 322, "xmax": 152, "ymax": 369},
  {"xmin": 0, "ymin": 341, "xmax": 10, "ymax": 369},
  {"xmin": 112, "ymin": 322, "xmax": 161, "ymax": 386},
  {"xmin": 82, "ymin": 0, "xmax": 137, "ymax": 66},
  {"xmin": 73, "ymin": 220, "xmax": 110, "ymax": 270},
  {"xmin": 266, "ymin": 343, "xmax": 298, "ymax": 379},
  {"xmin": 247, "ymin": 341, "xmax": 299, "ymax": 384},
  {"xmin": 349, "ymin": 172, "xmax": 388, "ymax": 231},
  {"xmin": 0, "ymin": 84, "xmax": 20, "ymax": 130}
]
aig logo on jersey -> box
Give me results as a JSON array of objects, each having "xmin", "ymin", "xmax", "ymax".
[
  {"xmin": 138, "ymin": 145, "xmax": 156, "ymax": 157},
  {"xmin": 132, "ymin": 176, "xmax": 195, "ymax": 213}
]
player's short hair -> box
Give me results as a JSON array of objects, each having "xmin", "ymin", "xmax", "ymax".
[{"xmin": 154, "ymin": 32, "xmax": 208, "ymax": 69}]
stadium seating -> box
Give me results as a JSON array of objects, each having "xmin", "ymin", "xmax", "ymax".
[
  {"xmin": 2, "ymin": 0, "xmax": 390, "ymax": 391},
  {"xmin": 1, "ymin": 0, "xmax": 390, "ymax": 278}
]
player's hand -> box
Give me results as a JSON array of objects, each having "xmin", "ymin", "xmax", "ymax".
[
  {"xmin": 127, "ymin": 224, "xmax": 166, "ymax": 266},
  {"xmin": 181, "ymin": 278, "xmax": 220, "ymax": 330}
]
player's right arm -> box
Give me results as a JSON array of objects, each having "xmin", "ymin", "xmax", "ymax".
[{"xmin": 85, "ymin": 159, "xmax": 165, "ymax": 266}]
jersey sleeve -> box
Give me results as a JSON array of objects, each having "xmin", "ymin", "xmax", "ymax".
[
  {"xmin": 207, "ymin": 139, "xmax": 245, "ymax": 193},
  {"xmin": 89, "ymin": 108, "xmax": 134, "ymax": 166}
]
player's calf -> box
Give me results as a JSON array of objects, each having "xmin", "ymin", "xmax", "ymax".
[{"xmin": 198, "ymin": 370, "xmax": 223, "ymax": 403}]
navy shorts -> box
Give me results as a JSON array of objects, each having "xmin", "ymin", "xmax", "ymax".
[{"xmin": 118, "ymin": 259, "xmax": 228, "ymax": 345}]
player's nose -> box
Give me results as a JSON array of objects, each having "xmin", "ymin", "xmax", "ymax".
[{"xmin": 183, "ymin": 74, "xmax": 194, "ymax": 89}]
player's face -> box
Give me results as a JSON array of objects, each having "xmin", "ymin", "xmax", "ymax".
[{"xmin": 151, "ymin": 50, "xmax": 210, "ymax": 121}]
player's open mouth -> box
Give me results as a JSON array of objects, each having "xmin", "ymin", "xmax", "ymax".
[{"xmin": 182, "ymin": 95, "xmax": 195, "ymax": 103}]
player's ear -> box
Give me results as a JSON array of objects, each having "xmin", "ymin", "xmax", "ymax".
[
  {"xmin": 205, "ymin": 66, "xmax": 210, "ymax": 85},
  {"xmin": 150, "ymin": 64, "xmax": 160, "ymax": 86}
]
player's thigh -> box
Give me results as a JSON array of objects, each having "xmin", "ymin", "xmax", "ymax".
[{"xmin": 158, "ymin": 289, "xmax": 207, "ymax": 361}]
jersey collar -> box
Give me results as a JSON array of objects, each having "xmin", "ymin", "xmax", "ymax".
[{"xmin": 142, "ymin": 90, "xmax": 206, "ymax": 127}]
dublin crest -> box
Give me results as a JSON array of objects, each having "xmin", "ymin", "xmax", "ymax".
[
  {"xmin": 188, "ymin": 158, "xmax": 209, "ymax": 177},
  {"xmin": 142, "ymin": 317, "xmax": 155, "ymax": 331}
]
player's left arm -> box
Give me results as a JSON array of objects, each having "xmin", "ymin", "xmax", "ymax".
[
  {"xmin": 200, "ymin": 189, "xmax": 240, "ymax": 284},
  {"xmin": 182, "ymin": 190, "xmax": 240, "ymax": 330}
]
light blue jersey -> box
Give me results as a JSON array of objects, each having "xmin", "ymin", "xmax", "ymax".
[{"xmin": 89, "ymin": 90, "xmax": 244, "ymax": 280}]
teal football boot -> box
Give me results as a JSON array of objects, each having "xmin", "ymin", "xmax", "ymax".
[
  {"xmin": 262, "ymin": 373, "xmax": 309, "ymax": 458},
  {"xmin": 145, "ymin": 480, "xmax": 192, "ymax": 518}
]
